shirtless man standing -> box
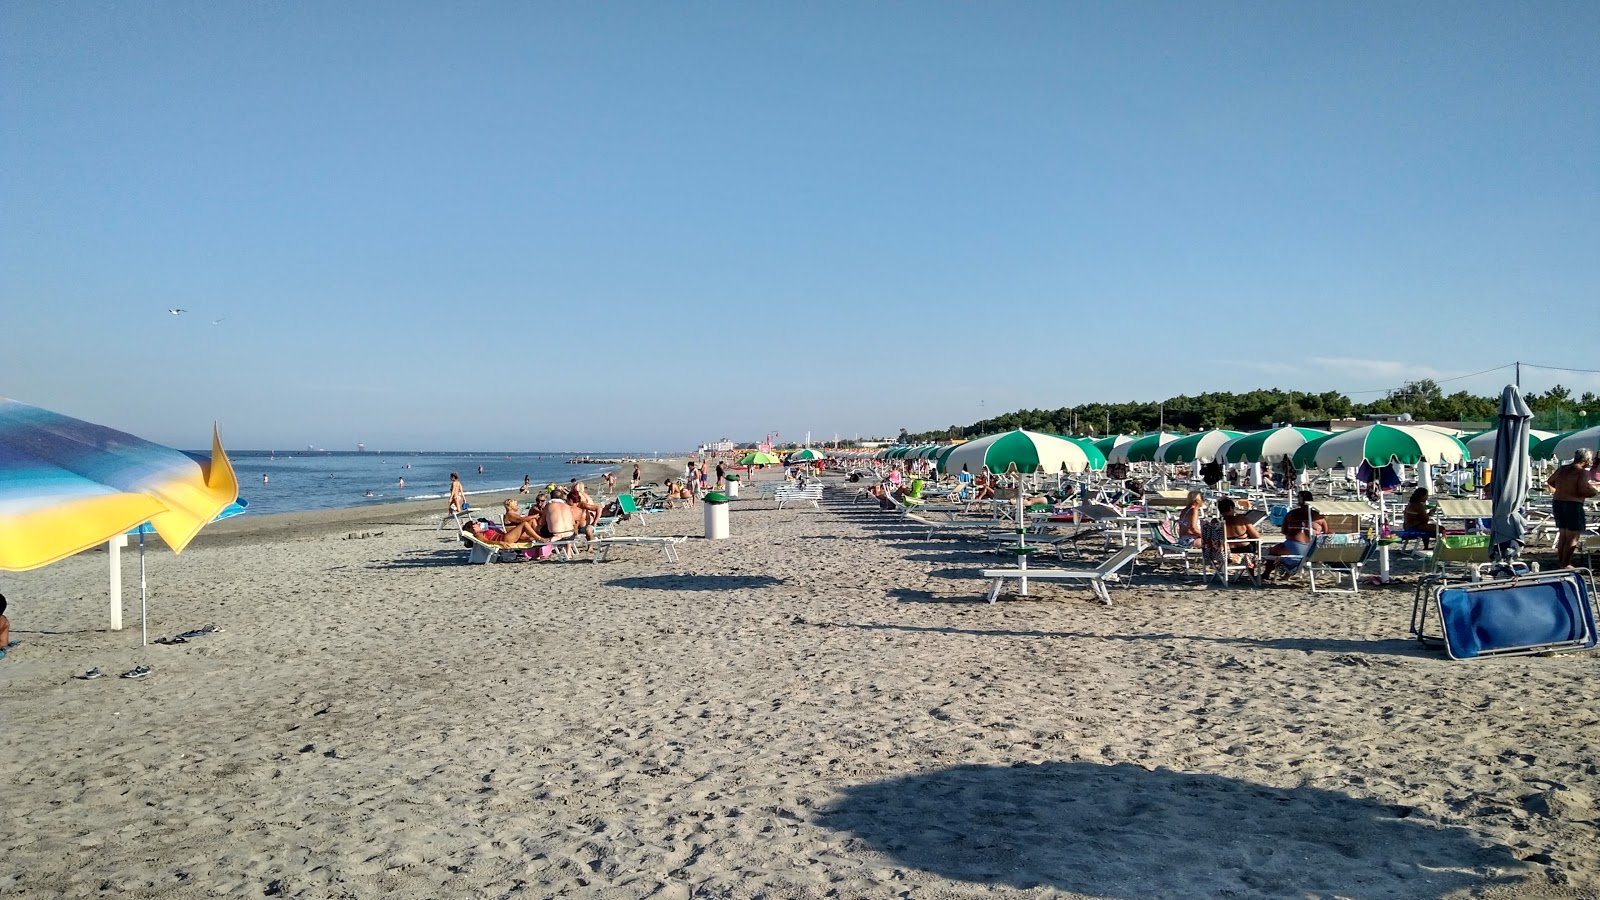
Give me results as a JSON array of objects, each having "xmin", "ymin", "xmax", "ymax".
[{"xmin": 1546, "ymin": 448, "xmax": 1597, "ymax": 568}]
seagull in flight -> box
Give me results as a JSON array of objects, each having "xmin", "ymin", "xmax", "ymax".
[
  {"xmin": 167, "ymin": 308, "xmax": 187, "ymax": 315},
  {"xmin": 211, "ymin": 317, "xmax": 226, "ymax": 325}
]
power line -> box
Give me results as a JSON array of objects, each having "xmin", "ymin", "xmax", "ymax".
[{"xmin": 1521, "ymin": 362, "xmax": 1600, "ymax": 375}]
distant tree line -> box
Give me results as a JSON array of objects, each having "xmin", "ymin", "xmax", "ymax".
[{"xmin": 898, "ymin": 381, "xmax": 1598, "ymax": 443}]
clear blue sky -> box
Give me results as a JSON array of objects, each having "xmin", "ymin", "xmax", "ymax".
[{"xmin": 4, "ymin": 2, "xmax": 1596, "ymax": 450}]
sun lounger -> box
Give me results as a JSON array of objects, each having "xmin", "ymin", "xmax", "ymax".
[
  {"xmin": 591, "ymin": 535, "xmax": 689, "ymax": 563},
  {"xmin": 774, "ymin": 484, "xmax": 823, "ymax": 509},
  {"xmin": 1411, "ymin": 568, "xmax": 1596, "ymax": 659},
  {"xmin": 979, "ymin": 545, "xmax": 1142, "ymax": 605},
  {"xmin": 903, "ymin": 512, "xmax": 1009, "ymax": 541},
  {"xmin": 459, "ymin": 532, "xmax": 589, "ymax": 564}
]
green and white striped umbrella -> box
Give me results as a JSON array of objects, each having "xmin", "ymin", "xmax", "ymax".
[
  {"xmin": 1531, "ymin": 426, "xmax": 1600, "ymax": 461},
  {"xmin": 1092, "ymin": 434, "xmax": 1134, "ymax": 455},
  {"xmin": 1290, "ymin": 423, "xmax": 1468, "ymax": 469},
  {"xmin": 1222, "ymin": 426, "xmax": 1330, "ymax": 464},
  {"xmin": 1109, "ymin": 432, "xmax": 1182, "ymax": 464},
  {"xmin": 1464, "ymin": 427, "xmax": 1555, "ymax": 459},
  {"xmin": 939, "ymin": 429, "xmax": 1099, "ymax": 475},
  {"xmin": 785, "ymin": 448, "xmax": 826, "ymax": 462},
  {"xmin": 1048, "ymin": 436, "xmax": 1107, "ymax": 471},
  {"xmin": 1155, "ymin": 429, "xmax": 1243, "ymax": 464}
]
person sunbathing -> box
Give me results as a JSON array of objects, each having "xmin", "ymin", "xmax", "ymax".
[
  {"xmin": 1262, "ymin": 491, "xmax": 1329, "ymax": 579},
  {"xmin": 1176, "ymin": 490, "xmax": 1205, "ymax": 547},
  {"xmin": 567, "ymin": 481, "xmax": 603, "ymax": 526},
  {"xmin": 502, "ymin": 498, "xmax": 540, "ymax": 530},
  {"xmin": 462, "ymin": 518, "xmax": 543, "ymax": 547},
  {"xmin": 1215, "ymin": 497, "xmax": 1263, "ymax": 568},
  {"xmin": 1400, "ymin": 488, "xmax": 1440, "ymax": 550}
]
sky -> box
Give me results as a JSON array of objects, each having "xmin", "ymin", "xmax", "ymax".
[{"xmin": 3, "ymin": 2, "xmax": 1596, "ymax": 451}]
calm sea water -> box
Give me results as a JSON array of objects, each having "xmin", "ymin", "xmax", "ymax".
[{"xmin": 228, "ymin": 451, "xmax": 656, "ymax": 517}]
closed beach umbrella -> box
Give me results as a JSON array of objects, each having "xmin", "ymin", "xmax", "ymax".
[
  {"xmin": 940, "ymin": 429, "xmax": 1099, "ymax": 475},
  {"xmin": 785, "ymin": 448, "xmax": 826, "ymax": 463},
  {"xmin": 1465, "ymin": 428, "xmax": 1553, "ymax": 459},
  {"xmin": 1111, "ymin": 431, "xmax": 1182, "ymax": 464},
  {"xmin": 1223, "ymin": 426, "xmax": 1330, "ymax": 464},
  {"xmin": 1291, "ymin": 423, "xmax": 1468, "ymax": 469},
  {"xmin": 0, "ymin": 397, "xmax": 238, "ymax": 642},
  {"xmin": 1156, "ymin": 429, "xmax": 1243, "ymax": 464},
  {"xmin": 1092, "ymin": 434, "xmax": 1134, "ymax": 455},
  {"xmin": 1488, "ymin": 385, "xmax": 1534, "ymax": 563},
  {"xmin": 1532, "ymin": 425, "xmax": 1600, "ymax": 462}
]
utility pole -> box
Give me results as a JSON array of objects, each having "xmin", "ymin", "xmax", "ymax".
[{"xmin": 1515, "ymin": 360, "xmax": 1521, "ymax": 388}]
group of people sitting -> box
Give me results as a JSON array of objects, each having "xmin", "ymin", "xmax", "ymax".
[
  {"xmin": 461, "ymin": 480, "xmax": 607, "ymax": 555},
  {"xmin": 1177, "ymin": 489, "xmax": 1331, "ymax": 580}
]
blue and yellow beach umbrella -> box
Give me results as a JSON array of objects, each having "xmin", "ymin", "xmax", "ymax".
[{"xmin": 0, "ymin": 398, "xmax": 237, "ymax": 571}]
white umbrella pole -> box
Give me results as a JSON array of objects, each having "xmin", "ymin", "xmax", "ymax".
[
  {"xmin": 107, "ymin": 534, "xmax": 126, "ymax": 631},
  {"xmin": 139, "ymin": 531, "xmax": 148, "ymax": 647}
]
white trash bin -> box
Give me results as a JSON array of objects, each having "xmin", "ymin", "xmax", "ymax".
[
  {"xmin": 703, "ymin": 491, "xmax": 730, "ymax": 539},
  {"xmin": 724, "ymin": 474, "xmax": 740, "ymax": 498}
]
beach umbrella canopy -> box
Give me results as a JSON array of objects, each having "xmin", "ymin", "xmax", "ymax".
[
  {"xmin": 1110, "ymin": 432, "xmax": 1183, "ymax": 464},
  {"xmin": 1532, "ymin": 425, "xmax": 1600, "ymax": 462},
  {"xmin": 1155, "ymin": 429, "xmax": 1244, "ymax": 464},
  {"xmin": 1222, "ymin": 426, "xmax": 1330, "ymax": 464},
  {"xmin": 737, "ymin": 451, "xmax": 780, "ymax": 467},
  {"xmin": 785, "ymin": 448, "xmax": 826, "ymax": 463},
  {"xmin": 939, "ymin": 429, "xmax": 1099, "ymax": 475},
  {"xmin": 1464, "ymin": 427, "xmax": 1553, "ymax": 458},
  {"xmin": 1092, "ymin": 434, "xmax": 1134, "ymax": 455},
  {"xmin": 1291, "ymin": 423, "xmax": 1468, "ymax": 469},
  {"xmin": 1488, "ymin": 385, "xmax": 1534, "ymax": 563},
  {"xmin": 0, "ymin": 398, "xmax": 237, "ymax": 571},
  {"xmin": 1047, "ymin": 436, "xmax": 1108, "ymax": 471}
]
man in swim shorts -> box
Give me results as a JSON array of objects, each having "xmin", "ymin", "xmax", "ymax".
[{"xmin": 1547, "ymin": 447, "xmax": 1597, "ymax": 568}]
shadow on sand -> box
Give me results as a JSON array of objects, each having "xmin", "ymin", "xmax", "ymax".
[
  {"xmin": 817, "ymin": 620, "xmax": 1436, "ymax": 659},
  {"xmin": 605, "ymin": 574, "xmax": 785, "ymax": 592},
  {"xmin": 817, "ymin": 761, "xmax": 1523, "ymax": 898}
]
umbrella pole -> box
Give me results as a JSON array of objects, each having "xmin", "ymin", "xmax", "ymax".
[
  {"xmin": 139, "ymin": 531, "xmax": 148, "ymax": 647},
  {"xmin": 107, "ymin": 534, "xmax": 126, "ymax": 631}
]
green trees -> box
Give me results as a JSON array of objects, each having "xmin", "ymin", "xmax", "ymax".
[{"xmin": 897, "ymin": 383, "xmax": 1580, "ymax": 443}]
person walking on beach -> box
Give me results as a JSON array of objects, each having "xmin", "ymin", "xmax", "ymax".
[
  {"xmin": 631, "ymin": 463, "xmax": 641, "ymax": 490},
  {"xmin": 1547, "ymin": 448, "xmax": 1597, "ymax": 568},
  {"xmin": 449, "ymin": 472, "xmax": 467, "ymax": 513},
  {"xmin": 715, "ymin": 460, "xmax": 726, "ymax": 489}
]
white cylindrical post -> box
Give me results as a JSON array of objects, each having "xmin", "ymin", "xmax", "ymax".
[
  {"xmin": 1250, "ymin": 463, "xmax": 1263, "ymax": 488},
  {"xmin": 1417, "ymin": 462, "xmax": 1432, "ymax": 493},
  {"xmin": 107, "ymin": 534, "xmax": 127, "ymax": 631}
]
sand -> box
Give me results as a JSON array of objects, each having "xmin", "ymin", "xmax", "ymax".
[{"xmin": 2, "ymin": 468, "xmax": 1597, "ymax": 898}]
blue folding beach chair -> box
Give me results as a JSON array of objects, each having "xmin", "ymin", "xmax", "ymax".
[{"xmin": 1411, "ymin": 569, "xmax": 1596, "ymax": 660}]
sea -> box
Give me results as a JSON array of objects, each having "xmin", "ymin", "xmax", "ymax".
[{"xmin": 228, "ymin": 451, "xmax": 663, "ymax": 517}]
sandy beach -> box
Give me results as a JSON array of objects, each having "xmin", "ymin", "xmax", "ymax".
[{"xmin": 2, "ymin": 465, "xmax": 1597, "ymax": 898}]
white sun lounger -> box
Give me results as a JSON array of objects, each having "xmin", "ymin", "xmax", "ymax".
[
  {"xmin": 980, "ymin": 545, "xmax": 1142, "ymax": 605},
  {"xmin": 591, "ymin": 535, "xmax": 689, "ymax": 563}
]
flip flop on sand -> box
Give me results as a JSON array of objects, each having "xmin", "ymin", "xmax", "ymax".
[
  {"xmin": 153, "ymin": 636, "xmax": 189, "ymax": 645},
  {"xmin": 120, "ymin": 665, "xmax": 152, "ymax": 680},
  {"xmin": 77, "ymin": 668, "xmax": 104, "ymax": 680}
]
